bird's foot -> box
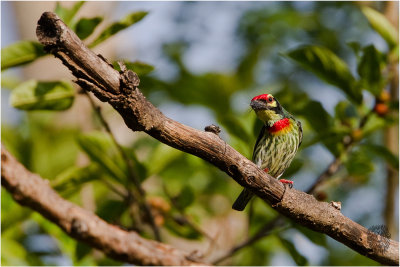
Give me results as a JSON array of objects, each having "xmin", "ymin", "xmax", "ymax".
[{"xmin": 279, "ymin": 179, "xmax": 293, "ymax": 189}]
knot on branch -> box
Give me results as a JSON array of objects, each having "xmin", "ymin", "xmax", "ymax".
[
  {"xmin": 205, "ymin": 124, "xmax": 221, "ymax": 136},
  {"xmin": 118, "ymin": 61, "xmax": 140, "ymax": 95},
  {"xmin": 71, "ymin": 217, "xmax": 89, "ymax": 238},
  {"xmin": 330, "ymin": 201, "xmax": 342, "ymax": 211}
]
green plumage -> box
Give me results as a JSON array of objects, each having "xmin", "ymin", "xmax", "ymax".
[{"xmin": 232, "ymin": 95, "xmax": 302, "ymax": 211}]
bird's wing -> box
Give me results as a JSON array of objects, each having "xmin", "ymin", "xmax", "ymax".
[
  {"xmin": 297, "ymin": 120, "xmax": 303, "ymax": 148},
  {"xmin": 252, "ymin": 125, "xmax": 267, "ymax": 161}
]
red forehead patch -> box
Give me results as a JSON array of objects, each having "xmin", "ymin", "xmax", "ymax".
[{"xmin": 251, "ymin": 94, "xmax": 270, "ymax": 101}]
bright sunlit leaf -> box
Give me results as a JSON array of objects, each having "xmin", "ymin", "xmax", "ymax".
[
  {"xmin": 361, "ymin": 6, "xmax": 398, "ymax": 48},
  {"xmin": 1, "ymin": 41, "xmax": 46, "ymax": 71},
  {"xmin": 10, "ymin": 80, "xmax": 75, "ymax": 110},
  {"xmin": 75, "ymin": 17, "xmax": 103, "ymax": 40},
  {"xmin": 90, "ymin": 11, "xmax": 148, "ymax": 47},
  {"xmin": 287, "ymin": 45, "xmax": 362, "ymax": 104}
]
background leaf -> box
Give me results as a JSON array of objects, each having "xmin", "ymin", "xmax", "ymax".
[
  {"xmin": 90, "ymin": 11, "xmax": 148, "ymax": 47},
  {"xmin": 10, "ymin": 80, "xmax": 75, "ymax": 110},
  {"xmin": 361, "ymin": 6, "xmax": 398, "ymax": 48},
  {"xmin": 287, "ymin": 45, "xmax": 362, "ymax": 104},
  {"xmin": 1, "ymin": 41, "xmax": 46, "ymax": 71},
  {"xmin": 75, "ymin": 17, "xmax": 103, "ymax": 40},
  {"xmin": 174, "ymin": 185, "xmax": 195, "ymax": 210},
  {"xmin": 361, "ymin": 144, "xmax": 399, "ymax": 171},
  {"xmin": 113, "ymin": 60, "xmax": 155, "ymax": 76},
  {"xmin": 357, "ymin": 45, "xmax": 384, "ymax": 96},
  {"xmin": 77, "ymin": 131, "xmax": 127, "ymax": 184},
  {"xmin": 278, "ymin": 236, "xmax": 308, "ymax": 265},
  {"xmin": 298, "ymin": 100, "xmax": 333, "ymax": 132},
  {"xmin": 345, "ymin": 148, "xmax": 374, "ymax": 179},
  {"xmin": 54, "ymin": 1, "xmax": 85, "ymax": 27},
  {"xmin": 52, "ymin": 164, "xmax": 101, "ymax": 194}
]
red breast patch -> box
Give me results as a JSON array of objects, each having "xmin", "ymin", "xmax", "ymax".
[{"xmin": 268, "ymin": 118, "xmax": 290, "ymax": 133}]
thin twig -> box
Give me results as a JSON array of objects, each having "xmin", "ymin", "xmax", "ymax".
[
  {"xmin": 162, "ymin": 184, "xmax": 215, "ymax": 242},
  {"xmin": 306, "ymin": 157, "xmax": 343, "ymax": 194},
  {"xmin": 213, "ymin": 216, "xmax": 287, "ymax": 264},
  {"xmin": 99, "ymin": 178, "xmax": 129, "ymax": 199},
  {"xmin": 84, "ymin": 91, "xmax": 161, "ymax": 241}
]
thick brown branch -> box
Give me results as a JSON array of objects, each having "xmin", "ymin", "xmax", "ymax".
[
  {"xmin": 1, "ymin": 146, "xmax": 206, "ymax": 266},
  {"xmin": 31, "ymin": 11, "xmax": 400, "ymax": 265}
]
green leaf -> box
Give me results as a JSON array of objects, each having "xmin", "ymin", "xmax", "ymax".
[
  {"xmin": 2, "ymin": 189, "xmax": 32, "ymax": 233},
  {"xmin": 174, "ymin": 185, "xmax": 195, "ymax": 210},
  {"xmin": 10, "ymin": 80, "xmax": 75, "ymax": 110},
  {"xmin": 147, "ymin": 143, "xmax": 183, "ymax": 176},
  {"xmin": 1, "ymin": 74, "xmax": 21, "ymax": 90},
  {"xmin": 113, "ymin": 60, "xmax": 155, "ymax": 76},
  {"xmin": 54, "ymin": 1, "xmax": 85, "ymax": 26},
  {"xmin": 128, "ymin": 150, "xmax": 148, "ymax": 182},
  {"xmin": 357, "ymin": 45, "xmax": 384, "ymax": 96},
  {"xmin": 335, "ymin": 101, "xmax": 358, "ymax": 121},
  {"xmin": 361, "ymin": 6, "xmax": 398, "ymax": 48},
  {"xmin": 75, "ymin": 17, "xmax": 103, "ymax": 40},
  {"xmin": 334, "ymin": 100, "xmax": 358, "ymax": 129},
  {"xmin": 52, "ymin": 164, "xmax": 100, "ymax": 193},
  {"xmin": 220, "ymin": 114, "xmax": 252, "ymax": 143},
  {"xmin": 298, "ymin": 100, "xmax": 333, "ymax": 132},
  {"xmin": 235, "ymin": 45, "xmax": 262, "ymax": 87},
  {"xmin": 362, "ymin": 113, "xmax": 387, "ymax": 136},
  {"xmin": 75, "ymin": 242, "xmax": 92, "ymax": 261},
  {"xmin": 1, "ymin": 237, "xmax": 28, "ymax": 266},
  {"xmin": 294, "ymin": 225, "xmax": 327, "ymax": 247},
  {"xmin": 1, "ymin": 41, "xmax": 46, "ymax": 71},
  {"xmin": 90, "ymin": 11, "xmax": 148, "ymax": 47},
  {"xmin": 347, "ymin": 41, "xmax": 362, "ymax": 56},
  {"xmin": 278, "ymin": 236, "xmax": 308, "ymax": 265},
  {"xmin": 77, "ymin": 132, "xmax": 127, "ymax": 183},
  {"xmin": 287, "ymin": 45, "xmax": 362, "ymax": 104},
  {"xmin": 345, "ymin": 149, "xmax": 374, "ymax": 178},
  {"xmin": 362, "ymin": 144, "xmax": 399, "ymax": 171},
  {"xmin": 164, "ymin": 219, "xmax": 201, "ymax": 240},
  {"xmin": 96, "ymin": 199, "xmax": 127, "ymax": 222}
]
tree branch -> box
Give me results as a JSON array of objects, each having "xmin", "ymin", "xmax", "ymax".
[
  {"xmin": 1, "ymin": 145, "xmax": 206, "ymax": 266},
  {"xmin": 18, "ymin": 11, "xmax": 397, "ymax": 265}
]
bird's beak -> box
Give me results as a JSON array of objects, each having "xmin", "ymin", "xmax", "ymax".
[{"xmin": 250, "ymin": 100, "xmax": 267, "ymax": 111}]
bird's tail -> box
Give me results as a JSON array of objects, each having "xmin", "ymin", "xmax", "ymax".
[{"xmin": 232, "ymin": 188, "xmax": 253, "ymax": 211}]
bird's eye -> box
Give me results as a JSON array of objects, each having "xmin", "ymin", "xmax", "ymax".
[{"xmin": 268, "ymin": 96, "xmax": 273, "ymax": 103}]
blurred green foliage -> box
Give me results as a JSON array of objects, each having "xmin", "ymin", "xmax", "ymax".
[{"xmin": 1, "ymin": 1, "xmax": 398, "ymax": 266}]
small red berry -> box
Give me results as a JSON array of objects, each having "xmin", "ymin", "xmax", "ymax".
[{"xmin": 374, "ymin": 103, "xmax": 389, "ymax": 116}]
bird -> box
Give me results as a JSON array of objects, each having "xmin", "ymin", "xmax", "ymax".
[{"xmin": 232, "ymin": 93, "xmax": 303, "ymax": 211}]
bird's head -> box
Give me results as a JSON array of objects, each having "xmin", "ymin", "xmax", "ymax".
[{"xmin": 250, "ymin": 94, "xmax": 284, "ymax": 125}]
